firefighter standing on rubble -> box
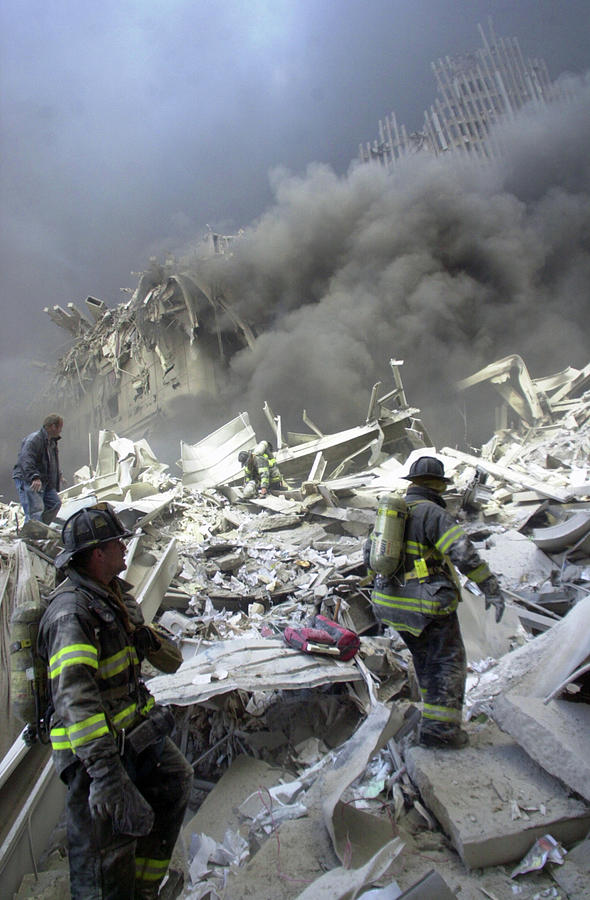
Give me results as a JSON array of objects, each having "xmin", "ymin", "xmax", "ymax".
[
  {"xmin": 238, "ymin": 442, "xmax": 286, "ymax": 498},
  {"xmin": 37, "ymin": 504, "xmax": 193, "ymax": 899},
  {"xmin": 366, "ymin": 456, "xmax": 504, "ymax": 749}
]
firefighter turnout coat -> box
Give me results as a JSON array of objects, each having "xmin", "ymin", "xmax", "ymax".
[
  {"xmin": 371, "ymin": 484, "xmax": 499, "ymax": 637},
  {"xmin": 243, "ymin": 449, "xmax": 283, "ymax": 491},
  {"xmin": 37, "ymin": 567, "xmax": 193, "ymax": 899},
  {"xmin": 38, "ymin": 568, "xmax": 156, "ymax": 776}
]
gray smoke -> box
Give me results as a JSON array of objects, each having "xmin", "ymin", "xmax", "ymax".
[{"xmin": 188, "ymin": 76, "xmax": 590, "ymax": 444}]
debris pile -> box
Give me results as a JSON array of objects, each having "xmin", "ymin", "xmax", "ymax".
[
  {"xmin": 43, "ymin": 253, "xmax": 254, "ymax": 444},
  {"xmin": 2, "ymin": 356, "xmax": 590, "ymax": 899}
]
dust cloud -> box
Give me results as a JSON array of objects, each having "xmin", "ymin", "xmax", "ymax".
[{"xmin": 191, "ymin": 76, "xmax": 590, "ymax": 445}]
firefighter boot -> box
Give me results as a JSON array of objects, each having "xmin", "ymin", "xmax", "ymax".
[{"xmin": 419, "ymin": 726, "xmax": 469, "ymax": 749}]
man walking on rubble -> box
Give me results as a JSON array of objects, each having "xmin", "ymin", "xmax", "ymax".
[
  {"xmin": 238, "ymin": 442, "xmax": 287, "ymax": 498},
  {"xmin": 37, "ymin": 503, "xmax": 193, "ymax": 899},
  {"xmin": 13, "ymin": 414, "xmax": 64, "ymax": 524},
  {"xmin": 366, "ymin": 456, "xmax": 504, "ymax": 749}
]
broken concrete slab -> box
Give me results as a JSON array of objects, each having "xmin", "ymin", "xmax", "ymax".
[
  {"xmin": 397, "ymin": 869, "xmax": 458, "ymax": 899},
  {"xmin": 469, "ymin": 596, "xmax": 590, "ymax": 702},
  {"xmin": 492, "ymin": 692, "xmax": 590, "ymax": 803},
  {"xmin": 550, "ymin": 834, "xmax": 590, "ymax": 897},
  {"xmin": 465, "ymin": 597, "xmax": 590, "ymax": 800},
  {"xmin": 405, "ymin": 725, "xmax": 590, "ymax": 869}
]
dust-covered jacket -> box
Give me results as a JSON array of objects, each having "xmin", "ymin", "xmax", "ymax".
[
  {"xmin": 370, "ymin": 483, "xmax": 499, "ymax": 636},
  {"xmin": 37, "ymin": 568, "xmax": 156, "ymax": 778}
]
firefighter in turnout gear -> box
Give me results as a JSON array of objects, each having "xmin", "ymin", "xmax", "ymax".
[
  {"xmin": 37, "ymin": 504, "xmax": 193, "ymax": 899},
  {"xmin": 366, "ymin": 457, "xmax": 504, "ymax": 749},
  {"xmin": 238, "ymin": 443, "xmax": 286, "ymax": 498}
]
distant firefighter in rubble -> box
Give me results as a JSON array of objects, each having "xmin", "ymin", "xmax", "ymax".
[
  {"xmin": 238, "ymin": 441, "xmax": 287, "ymax": 498},
  {"xmin": 13, "ymin": 414, "xmax": 64, "ymax": 524}
]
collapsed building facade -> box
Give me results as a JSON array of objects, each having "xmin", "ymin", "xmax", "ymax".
[
  {"xmin": 1, "ymin": 354, "xmax": 590, "ymax": 899},
  {"xmin": 359, "ymin": 21, "xmax": 569, "ymax": 166},
  {"xmin": 44, "ymin": 234, "xmax": 254, "ymax": 449}
]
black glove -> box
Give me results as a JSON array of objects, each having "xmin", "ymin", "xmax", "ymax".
[
  {"xmin": 134, "ymin": 624, "xmax": 162, "ymax": 657},
  {"xmin": 87, "ymin": 756, "xmax": 155, "ymax": 837},
  {"xmin": 484, "ymin": 594, "xmax": 505, "ymax": 623}
]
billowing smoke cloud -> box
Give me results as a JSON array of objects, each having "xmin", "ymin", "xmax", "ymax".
[{"xmin": 193, "ymin": 76, "xmax": 590, "ymax": 445}]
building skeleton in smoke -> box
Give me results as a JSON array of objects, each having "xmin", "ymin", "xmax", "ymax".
[
  {"xmin": 12, "ymin": 414, "xmax": 64, "ymax": 524},
  {"xmin": 367, "ymin": 456, "xmax": 504, "ymax": 749},
  {"xmin": 238, "ymin": 441, "xmax": 287, "ymax": 498},
  {"xmin": 37, "ymin": 504, "xmax": 193, "ymax": 899}
]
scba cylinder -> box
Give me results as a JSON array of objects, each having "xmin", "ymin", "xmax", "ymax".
[
  {"xmin": 10, "ymin": 601, "xmax": 48, "ymax": 731},
  {"xmin": 369, "ymin": 493, "xmax": 408, "ymax": 576}
]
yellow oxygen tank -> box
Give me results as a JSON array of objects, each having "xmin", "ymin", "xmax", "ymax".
[
  {"xmin": 369, "ymin": 493, "xmax": 408, "ymax": 576},
  {"xmin": 9, "ymin": 598, "xmax": 49, "ymax": 743},
  {"xmin": 253, "ymin": 440, "xmax": 270, "ymax": 456}
]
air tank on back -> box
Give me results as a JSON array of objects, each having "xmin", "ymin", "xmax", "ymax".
[{"xmin": 369, "ymin": 492, "xmax": 408, "ymax": 576}]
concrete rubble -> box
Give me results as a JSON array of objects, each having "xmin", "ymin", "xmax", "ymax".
[{"xmin": 1, "ymin": 355, "xmax": 590, "ymax": 899}]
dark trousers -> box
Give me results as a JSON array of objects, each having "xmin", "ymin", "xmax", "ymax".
[
  {"xmin": 65, "ymin": 737, "xmax": 193, "ymax": 899},
  {"xmin": 401, "ymin": 612, "xmax": 467, "ymax": 736}
]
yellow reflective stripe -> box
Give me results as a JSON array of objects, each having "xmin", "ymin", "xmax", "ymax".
[
  {"xmin": 98, "ymin": 646, "xmax": 139, "ymax": 680},
  {"xmin": 135, "ymin": 857, "xmax": 170, "ymax": 882},
  {"xmin": 423, "ymin": 703, "xmax": 461, "ymax": 723},
  {"xmin": 49, "ymin": 643, "xmax": 98, "ymax": 678},
  {"xmin": 50, "ymin": 712, "xmax": 110, "ymax": 750},
  {"xmin": 373, "ymin": 593, "xmax": 423, "ymax": 613},
  {"xmin": 467, "ymin": 563, "xmax": 491, "ymax": 583},
  {"xmin": 141, "ymin": 697, "xmax": 155, "ymax": 715},
  {"xmin": 49, "ymin": 727, "xmax": 70, "ymax": 750},
  {"xmin": 406, "ymin": 540, "xmax": 428, "ymax": 555},
  {"xmin": 436, "ymin": 525, "xmax": 464, "ymax": 554},
  {"xmin": 379, "ymin": 617, "xmax": 423, "ymax": 636},
  {"xmin": 373, "ymin": 591, "xmax": 453, "ymax": 616},
  {"xmin": 113, "ymin": 702, "xmax": 140, "ymax": 731}
]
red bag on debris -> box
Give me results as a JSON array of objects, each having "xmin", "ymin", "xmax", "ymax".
[{"xmin": 283, "ymin": 615, "xmax": 360, "ymax": 661}]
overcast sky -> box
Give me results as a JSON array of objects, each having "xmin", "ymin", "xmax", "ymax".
[{"xmin": 1, "ymin": 0, "xmax": 589, "ymax": 365}]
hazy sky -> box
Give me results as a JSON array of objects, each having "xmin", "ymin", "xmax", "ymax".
[{"xmin": 1, "ymin": 0, "xmax": 589, "ymax": 364}]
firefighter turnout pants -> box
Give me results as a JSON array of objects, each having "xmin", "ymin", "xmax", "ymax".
[
  {"xmin": 401, "ymin": 612, "xmax": 467, "ymax": 740},
  {"xmin": 64, "ymin": 737, "xmax": 193, "ymax": 899}
]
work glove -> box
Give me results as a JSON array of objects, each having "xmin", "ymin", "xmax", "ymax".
[
  {"xmin": 484, "ymin": 593, "xmax": 505, "ymax": 623},
  {"xmin": 87, "ymin": 756, "xmax": 155, "ymax": 837},
  {"xmin": 134, "ymin": 624, "xmax": 162, "ymax": 657}
]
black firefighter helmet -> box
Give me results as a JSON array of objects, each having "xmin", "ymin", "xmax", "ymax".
[
  {"xmin": 54, "ymin": 503, "xmax": 134, "ymax": 569},
  {"xmin": 403, "ymin": 456, "xmax": 452, "ymax": 483}
]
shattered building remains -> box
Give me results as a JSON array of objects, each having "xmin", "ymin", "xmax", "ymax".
[
  {"xmin": 44, "ymin": 235, "xmax": 254, "ymax": 449},
  {"xmin": 359, "ymin": 21, "xmax": 568, "ymax": 166},
  {"xmin": 2, "ymin": 355, "xmax": 590, "ymax": 899}
]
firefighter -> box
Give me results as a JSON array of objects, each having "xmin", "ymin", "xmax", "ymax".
[
  {"xmin": 37, "ymin": 504, "xmax": 193, "ymax": 899},
  {"xmin": 238, "ymin": 443, "xmax": 286, "ymax": 498},
  {"xmin": 367, "ymin": 456, "xmax": 504, "ymax": 748}
]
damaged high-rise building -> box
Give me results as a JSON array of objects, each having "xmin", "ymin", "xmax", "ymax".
[
  {"xmin": 44, "ymin": 234, "xmax": 254, "ymax": 449},
  {"xmin": 359, "ymin": 20, "xmax": 568, "ymax": 166}
]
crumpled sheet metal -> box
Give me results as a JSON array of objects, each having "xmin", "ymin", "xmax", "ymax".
[
  {"xmin": 531, "ymin": 511, "xmax": 590, "ymax": 552},
  {"xmin": 294, "ymin": 838, "xmax": 404, "ymax": 900}
]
